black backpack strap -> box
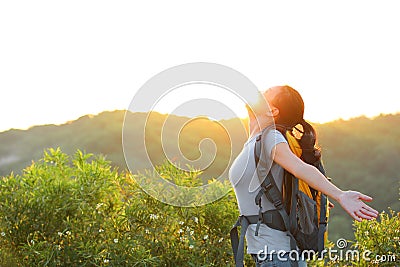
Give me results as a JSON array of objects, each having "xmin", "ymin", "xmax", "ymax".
[
  {"xmin": 230, "ymin": 210, "xmax": 288, "ymax": 267},
  {"xmin": 317, "ymin": 193, "xmax": 328, "ymax": 253},
  {"xmin": 254, "ymin": 134, "xmax": 262, "ymax": 166},
  {"xmin": 315, "ymin": 160, "xmax": 328, "ymax": 254},
  {"xmin": 263, "ymin": 172, "xmax": 298, "ymax": 260},
  {"xmin": 230, "ymin": 216, "xmax": 250, "ymax": 267},
  {"xmin": 254, "ymin": 133, "xmax": 291, "ymax": 232},
  {"xmin": 254, "ymin": 128, "xmax": 299, "ymax": 267},
  {"xmin": 289, "ymin": 174, "xmax": 299, "ymax": 236}
]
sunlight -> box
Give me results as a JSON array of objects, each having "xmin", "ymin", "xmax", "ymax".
[{"xmin": 151, "ymin": 83, "xmax": 249, "ymax": 120}]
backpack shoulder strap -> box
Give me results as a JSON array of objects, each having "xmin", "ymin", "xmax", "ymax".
[
  {"xmin": 231, "ymin": 126, "xmax": 299, "ymax": 267},
  {"xmin": 253, "ymin": 125, "xmax": 273, "ymax": 165},
  {"xmin": 253, "ymin": 125, "xmax": 289, "ymax": 217},
  {"xmin": 254, "ymin": 128, "xmax": 298, "ymax": 258}
]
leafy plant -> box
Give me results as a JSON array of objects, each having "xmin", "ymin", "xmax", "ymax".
[
  {"xmin": 0, "ymin": 148, "xmax": 253, "ymax": 266},
  {"xmin": 1, "ymin": 148, "xmax": 397, "ymax": 267}
]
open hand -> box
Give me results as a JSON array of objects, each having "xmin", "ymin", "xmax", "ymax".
[{"xmin": 337, "ymin": 190, "xmax": 379, "ymax": 221}]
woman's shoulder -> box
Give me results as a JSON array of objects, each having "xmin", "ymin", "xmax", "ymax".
[
  {"xmin": 262, "ymin": 128, "xmax": 288, "ymax": 151},
  {"xmin": 264, "ymin": 128, "xmax": 286, "ymax": 141}
]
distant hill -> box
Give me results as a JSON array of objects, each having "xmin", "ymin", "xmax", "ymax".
[
  {"xmin": 0, "ymin": 111, "xmax": 399, "ymax": 240},
  {"xmin": 315, "ymin": 114, "xmax": 400, "ymax": 240},
  {"xmin": 0, "ymin": 111, "xmax": 248, "ymax": 180}
]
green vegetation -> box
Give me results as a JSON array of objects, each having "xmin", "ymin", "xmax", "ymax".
[
  {"xmin": 316, "ymin": 114, "xmax": 400, "ymax": 241},
  {"xmin": 1, "ymin": 149, "xmax": 398, "ymax": 266},
  {"xmin": 352, "ymin": 209, "xmax": 399, "ymax": 266},
  {"xmin": 1, "ymin": 111, "xmax": 399, "ymax": 240},
  {"xmin": 0, "ymin": 149, "xmax": 242, "ymax": 266}
]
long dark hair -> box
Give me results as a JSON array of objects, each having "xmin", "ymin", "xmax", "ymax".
[{"xmin": 271, "ymin": 85, "xmax": 321, "ymax": 163}]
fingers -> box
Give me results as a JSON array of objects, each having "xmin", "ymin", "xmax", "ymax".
[
  {"xmin": 352, "ymin": 211, "xmax": 363, "ymax": 222},
  {"xmin": 360, "ymin": 208, "xmax": 378, "ymax": 218},
  {"xmin": 362, "ymin": 205, "xmax": 379, "ymax": 217},
  {"xmin": 352, "ymin": 205, "xmax": 379, "ymax": 221},
  {"xmin": 354, "ymin": 210, "xmax": 372, "ymax": 221},
  {"xmin": 358, "ymin": 192, "xmax": 373, "ymax": 202},
  {"xmin": 341, "ymin": 191, "xmax": 379, "ymax": 221},
  {"xmin": 357, "ymin": 210, "xmax": 376, "ymax": 220}
]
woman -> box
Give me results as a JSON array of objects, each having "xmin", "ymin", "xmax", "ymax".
[{"xmin": 229, "ymin": 85, "xmax": 378, "ymax": 267}]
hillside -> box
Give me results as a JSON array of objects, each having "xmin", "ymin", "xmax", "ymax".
[
  {"xmin": 0, "ymin": 111, "xmax": 399, "ymax": 240},
  {"xmin": 0, "ymin": 111, "xmax": 248, "ymax": 181}
]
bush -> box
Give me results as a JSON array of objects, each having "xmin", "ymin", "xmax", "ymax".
[
  {"xmin": 308, "ymin": 210, "xmax": 399, "ymax": 267},
  {"xmin": 1, "ymin": 148, "xmax": 397, "ymax": 266},
  {"xmin": 0, "ymin": 148, "xmax": 252, "ymax": 266},
  {"xmin": 0, "ymin": 148, "xmax": 129, "ymax": 266},
  {"xmin": 351, "ymin": 209, "xmax": 399, "ymax": 266}
]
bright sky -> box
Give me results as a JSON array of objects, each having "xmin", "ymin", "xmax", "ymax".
[{"xmin": 1, "ymin": 1, "xmax": 399, "ymax": 132}]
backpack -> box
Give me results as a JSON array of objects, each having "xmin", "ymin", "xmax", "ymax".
[{"xmin": 230, "ymin": 124, "xmax": 330, "ymax": 267}]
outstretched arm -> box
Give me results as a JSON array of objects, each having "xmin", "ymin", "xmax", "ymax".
[{"xmin": 272, "ymin": 142, "xmax": 379, "ymax": 221}]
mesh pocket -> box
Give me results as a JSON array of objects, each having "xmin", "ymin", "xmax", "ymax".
[
  {"xmin": 296, "ymin": 190, "xmax": 318, "ymax": 235},
  {"xmin": 293, "ymin": 191, "xmax": 319, "ymax": 251}
]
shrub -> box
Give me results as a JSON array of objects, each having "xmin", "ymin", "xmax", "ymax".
[
  {"xmin": 0, "ymin": 148, "xmax": 253, "ymax": 266},
  {"xmin": 0, "ymin": 148, "xmax": 131, "ymax": 266},
  {"xmin": 308, "ymin": 210, "xmax": 399, "ymax": 267},
  {"xmin": 351, "ymin": 209, "xmax": 399, "ymax": 266},
  {"xmin": 1, "ymin": 148, "xmax": 397, "ymax": 266}
]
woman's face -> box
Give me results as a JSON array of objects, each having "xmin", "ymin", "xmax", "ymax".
[
  {"xmin": 263, "ymin": 87, "xmax": 279, "ymax": 110},
  {"xmin": 246, "ymin": 87, "xmax": 280, "ymax": 122},
  {"xmin": 263, "ymin": 87, "xmax": 280, "ymax": 117}
]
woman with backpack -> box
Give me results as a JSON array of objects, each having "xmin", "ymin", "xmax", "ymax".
[{"xmin": 229, "ymin": 85, "xmax": 378, "ymax": 267}]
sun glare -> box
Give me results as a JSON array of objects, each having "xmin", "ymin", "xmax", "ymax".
[{"xmin": 150, "ymin": 83, "xmax": 249, "ymax": 120}]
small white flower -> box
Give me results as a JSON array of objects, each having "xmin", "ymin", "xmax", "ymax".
[
  {"xmin": 65, "ymin": 231, "xmax": 71, "ymax": 236},
  {"xmin": 193, "ymin": 217, "xmax": 199, "ymax": 224},
  {"xmin": 190, "ymin": 230, "xmax": 194, "ymax": 236},
  {"xmin": 145, "ymin": 229, "xmax": 150, "ymax": 234},
  {"xmin": 186, "ymin": 226, "xmax": 190, "ymax": 231},
  {"xmin": 203, "ymin": 235, "xmax": 208, "ymax": 240},
  {"xmin": 57, "ymin": 245, "xmax": 62, "ymax": 250},
  {"xmin": 1, "ymin": 232, "xmax": 6, "ymax": 237},
  {"xmin": 149, "ymin": 214, "xmax": 159, "ymax": 220},
  {"xmin": 218, "ymin": 237, "xmax": 224, "ymax": 243},
  {"xmin": 179, "ymin": 221, "xmax": 184, "ymax": 225},
  {"xmin": 178, "ymin": 229, "xmax": 184, "ymax": 234},
  {"xmin": 57, "ymin": 232, "xmax": 63, "ymax": 237},
  {"xmin": 189, "ymin": 244, "xmax": 194, "ymax": 249},
  {"xmin": 104, "ymin": 259, "xmax": 109, "ymax": 263},
  {"xmin": 99, "ymin": 228, "xmax": 104, "ymax": 233},
  {"xmin": 31, "ymin": 240, "xmax": 35, "ymax": 245},
  {"xmin": 113, "ymin": 238, "xmax": 118, "ymax": 243}
]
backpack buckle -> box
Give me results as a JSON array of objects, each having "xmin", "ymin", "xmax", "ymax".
[
  {"xmin": 319, "ymin": 217, "xmax": 328, "ymax": 225},
  {"xmin": 263, "ymin": 180, "xmax": 273, "ymax": 190},
  {"xmin": 273, "ymin": 199, "xmax": 283, "ymax": 209},
  {"xmin": 255, "ymin": 206, "xmax": 263, "ymax": 236}
]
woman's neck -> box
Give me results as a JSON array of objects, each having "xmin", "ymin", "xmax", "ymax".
[{"xmin": 248, "ymin": 117, "xmax": 273, "ymax": 138}]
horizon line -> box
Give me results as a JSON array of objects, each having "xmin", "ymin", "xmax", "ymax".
[{"xmin": 1, "ymin": 109, "xmax": 399, "ymax": 134}]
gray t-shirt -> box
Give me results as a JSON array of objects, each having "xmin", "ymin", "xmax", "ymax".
[{"xmin": 229, "ymin": 129, "xmax": 291, "ymax": 254}]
